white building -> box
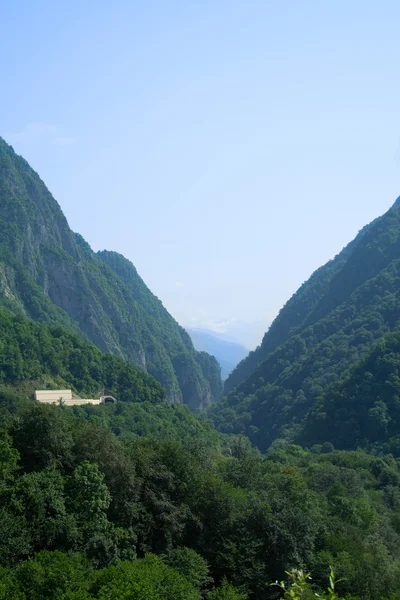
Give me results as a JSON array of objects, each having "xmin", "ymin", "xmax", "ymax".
[{"xmin": 34, "ymin": 390, "xmax": 116, "ymax": 406}]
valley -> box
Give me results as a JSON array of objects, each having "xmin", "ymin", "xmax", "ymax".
[{"xmin": 0, "ymin": 139, "xmax": 400, "ymax": 598}]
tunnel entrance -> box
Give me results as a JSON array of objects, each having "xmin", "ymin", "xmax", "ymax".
[{"xmin": 100, "ymin": 395, "xmax": 117, "ymax": 404}]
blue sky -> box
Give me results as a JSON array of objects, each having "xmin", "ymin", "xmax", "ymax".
[{"xmin": 1, "ymin": 0, "xmax": 400, "ymax": 345}]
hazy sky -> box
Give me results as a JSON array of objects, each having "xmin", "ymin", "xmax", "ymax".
[{"xmin": 1, "ymin": 0, "xmax": 400, "ymax": 340}]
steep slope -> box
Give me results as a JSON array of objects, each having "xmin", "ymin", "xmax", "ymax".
[
  {"xmin": 188, "ymin": 328, "xmax": 248, "ymax": 379},
  {"xmin": 212, "ymin": 198, "xmax": 400, "ymax": 450},
  {"xmin": 0, "ymin": 137, "xmax": 221, "ymax": 410},
  {"xmin": 297, "ymin": 326, "xmax": 400, "ymax": 455},
  {"xmin": 224, "ymin": 219, "xmax": 376, "ymax": 394},
  {"xmin": 98, "ymin": 251, "xmax": 222, "ymax": 403},
  {"xmin": 0, "ymin": 305, "xmax": 225, "ymax": 450},
  {"xmin": 0, "ymin": 306, "xmax": 166, "ymax": 403}
]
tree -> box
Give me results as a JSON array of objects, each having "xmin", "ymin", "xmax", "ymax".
[
  {"xmin": 11, "ymin": 404, "xmax": 74, "ymax": 472},
  {"xmin": 207, "ymin": 579, "xmax": 247, "ymax": 600},
  {"xmin": 14, "ymin": 468, "xmax": 76, "ymax": 551},
  {"xmin": 0, "ymin": 566, "xmax": 24, "ymax": 600},
  {"xmin": 14, "ymin": 550, "xmax": 93, "ymax": 600},
  {"xmin": 163, "ymin": 547, "xmax": 211, "ymax": 590},
  {"xmin": 67, "ymin": 462, "xmax": 126, "ymax": 567},
  {"xmin": 95, "ymin": 554, "xmax": 200, "ymax": 600}
]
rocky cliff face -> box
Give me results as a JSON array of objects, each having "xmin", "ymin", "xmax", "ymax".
[{"xmin": 0, "ymin": 137, "xmax": 221, "ymax": 410}]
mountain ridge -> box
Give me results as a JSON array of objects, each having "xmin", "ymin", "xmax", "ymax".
[
  {"xmin": 223, "ymin": 218, "xmax": 378, "ymax": 395},
  {"xmin": 0, "ymin": 136, "xmax": 221, "ymax": 410},
  {"xmin": 212, "ymin": 197, "xmax": 400, "ymax": 450}
]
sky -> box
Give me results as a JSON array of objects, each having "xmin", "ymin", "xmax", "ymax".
[{"xmin": 1, "ymin": 0, "xmax": 400, "ymax": 347}]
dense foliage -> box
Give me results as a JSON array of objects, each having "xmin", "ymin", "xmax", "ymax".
[
  {"xmin": 214, "ymin": 199, "xmax": 400, "ymax": 451},
  {"xmin": 0, "ymin": 389, "xmax": 399, "ymax": 598},
  {"xmin": 73, "ymin": 400, "xmax": 224, "ymax": 447},
  {"xmin": 0, "ymin": 308, "xmax": 166, "ymax": 404},
  {"xmin": 297, "ymin": 326, "xmax": 400, "ymax": 455},
  {"xmin": 0, "ymin": 137, "xmax": 221, "ymax": 409}
]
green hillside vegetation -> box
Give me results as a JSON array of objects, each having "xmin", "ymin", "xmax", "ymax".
[
  {"xmin": 0, "ymin": 137, "xmax": 221, "ymax": 410},
  {"xmin": 0, "ymin": 391, "xmax": 400, "ymax": 598},
  {"xmin": 0, "ymin": 303, "xmax": 397, "ymax": 597},
  {"xmin": 72, "ymin": 400, "xmax": 224, "ymax": 447},
  {"xmin": 0, "ymin": 306, "xmax": 224, "ymax": 449},
  {"xmin": 297, "ymin": 326, "xmax": 400, "ymax": 455},
  {"xmin": 213, "ymin": 199, "xmax": 400, "ymax": 451},
  {"xmin": 0, "ymin": 307, "xmax": 166, "ymax": 404},
  {"xmin": 223, "ymin": 217, "xmax": 379, "ymax": 395}
]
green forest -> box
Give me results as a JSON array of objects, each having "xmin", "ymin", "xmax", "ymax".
[{"xmin": 2, "ymin": 392, "xmax": 400, "ymax": 599}]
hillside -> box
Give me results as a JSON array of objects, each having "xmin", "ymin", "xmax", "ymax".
[
  {"xmin": 213, "ymin": 197, "xmax": 400, "ymax": 450},
  {"xmin": 0, "ymin": 303, "xmax": 227, "ymax": 445},
  {"xmin": 188, "ymin": 328, "xmax": 248, "ymax": 379},
  {"xmin": 0, "ymin": 307, "xmax": 166, "ymax": 404},
  {"xmin": 0, "ymin": 137, "xmax": 221, "ymax": 410},
  {"xmin": 297, "ymin": 325, "xmax": 400, "ymax": 455}
]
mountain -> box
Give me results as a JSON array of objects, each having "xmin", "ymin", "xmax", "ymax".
[
  {"xmin": 212, "ymin": 197, "xmax": 400, "ymax": 450},
  {"xmin": 0, "ymin": 304, "xmax": 225, "ymax": 448},
  {"xmin": 188, "ymin": 328, "xmax": 248, "ymax": 379},
  {"xmin": 0, "ymin": 137, "xmax": 221, "ymax": 410}
]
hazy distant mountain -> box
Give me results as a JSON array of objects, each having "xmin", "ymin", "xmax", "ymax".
[
  {"xmin": 188, "ymin": 328, "xmax": 248, "ymax": 380},
  {"xmin": 188, "ymin": 319, "xmax": 268, "ymax": 350}
]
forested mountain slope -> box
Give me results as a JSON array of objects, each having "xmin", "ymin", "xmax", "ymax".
[
  {"xmin": 297, "ymin": 326, "xmax": 400, "ymax": 455},
  {"xmin": 0, "ymin": 307, "xmax": 166, "ymax": 404},
  {"xmin": 0, "ymin": 137, "xmax": 221, "ymax": 410},
  {"xmin": 0, "ymin": 305, "xmax": 225, "ymax": 446},
  {"xmin": 224, "ymin": 217, "xmax": 379, "ymax": 395},
  {"xmin": 213, "ymin": 197, "xmax": 400, "ymax": 450}
]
